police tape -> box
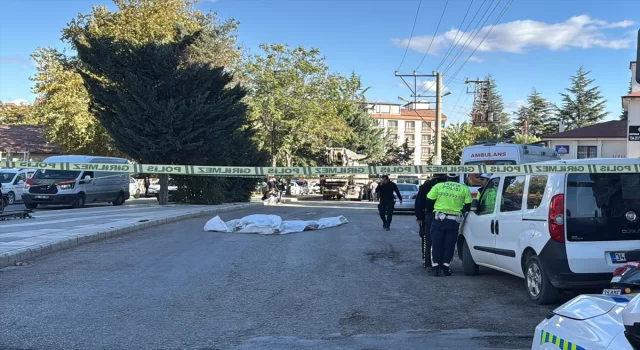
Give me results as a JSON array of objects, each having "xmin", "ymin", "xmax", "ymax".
[{"xmin": 2, "ymin": 160, "xmax": 640, "ymax": 175}]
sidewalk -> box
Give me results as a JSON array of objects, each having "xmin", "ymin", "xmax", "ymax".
[{"xmin": 0, "ymin": 201, "xmax": 261, "ymax": 269}]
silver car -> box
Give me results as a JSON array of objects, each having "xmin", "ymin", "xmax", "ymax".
[{"xmin": 394, "ymin": 183, "xmax": 419, "ymax": 212}]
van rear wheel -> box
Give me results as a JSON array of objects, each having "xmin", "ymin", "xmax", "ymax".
[
  {"xmin": 113, "ymin": 192, "xmax": 125, "ymax": 206},
  {"xmin": 525, "ymin": 255, "xmax": 559, "ymax": 305},
  {"xmin": 462, "ymin": 240, "xmax": 479, "ymax": 276}
]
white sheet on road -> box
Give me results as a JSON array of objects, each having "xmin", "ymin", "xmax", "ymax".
[{"xmin": 203, "ymin": 214, "xmax": 348, "ymax": 234}]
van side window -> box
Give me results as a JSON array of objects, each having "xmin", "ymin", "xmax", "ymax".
[
  {"xmin": 15, "ymin": 173, "xmax": 26, "ymax": 184},
  {"xmin": 500, "ymin": 176, "xmax": 526, "ymax": 212},
  {"xmin": 477, "ymin": 178, "xmax": 500, "ymax": 215},
  {"xmin": 527, "ymin": 175, "xmax": 548, "ymax": 209}
]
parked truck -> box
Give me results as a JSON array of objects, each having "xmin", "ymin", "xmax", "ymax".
[{"xmin": 320, "ymin": 177, "xmax": 349, "ymax": 200}]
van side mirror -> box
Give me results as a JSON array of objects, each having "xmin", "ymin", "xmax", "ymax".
[
  {"xmin": 471, "ymin": 198, "xmax": 479, "ymax": 211},
  {"xmin": 84, "ymin": 175, "xmax": 91, "ymax": 180}
]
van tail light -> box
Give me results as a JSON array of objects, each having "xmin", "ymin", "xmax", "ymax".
[
  {"xmin": 549, "ymin": 194, "xmax": 565, "ymax": 243},
  {"xmin": 25, "ymin": 178, "xmax": 35, "ymax": 188}
]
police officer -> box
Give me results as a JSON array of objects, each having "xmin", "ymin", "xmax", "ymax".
[
  {"xmin": 415, "ymin": 173, "xmax": 446, "ymax": 271},
  {"xmin": 426, "ymin": 173, "xmax": 472, "ymax": 277}
]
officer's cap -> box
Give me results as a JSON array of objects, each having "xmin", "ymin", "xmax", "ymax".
[{"xmin": 479, "ymin": 173, "xmax": 492, "ymax": 180}]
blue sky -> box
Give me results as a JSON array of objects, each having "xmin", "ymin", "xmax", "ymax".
[{"xmin": 0, "ymin": 0, "xmax": 638, "ymax": 126}]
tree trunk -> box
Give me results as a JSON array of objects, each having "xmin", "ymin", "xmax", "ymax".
[
  {"xmin": 158, "ymin": 173, "xmax": 169, "ymax": 205},
  {"xmin": 285, "ymin": 154, "xmax": 292, "ymax": 195}
]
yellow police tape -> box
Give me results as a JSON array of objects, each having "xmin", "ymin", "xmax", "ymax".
[{"xmin": 3, "ymin": 160, "xmax": 640, "ymax": 175}]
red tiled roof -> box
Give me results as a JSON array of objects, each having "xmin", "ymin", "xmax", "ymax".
[
  {"xmin": 372, "ymin": 108, "xmax": 448, "ymax": 121},
  {"xmin": 543, "ymin": 120, "xmax": 627, "ymax": 139},
  {"xmin": 0, "ymin": 125, "xmax": 61, "ymax": 154},
  {"xmin": 623, "ymin": 91, "xmax": 640, "ymax": 98}
]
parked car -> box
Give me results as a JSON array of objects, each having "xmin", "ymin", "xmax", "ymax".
[
  {"xmin": 458, "ymin": 158, "xmax": 640, "ymax": 304},
  {"xmin": 129, "ymin": 177, "xmax": 142, "ymax": 198},
  {"xmin": 22, "ymin": 155, "xmax": 130, "ymax": 209},
  {"xmin": 393, "ymin": 183, "xmax": 419, "ymax": 212},
  {"xmin": 0, "ymin": 168, "xmax": 35, "ymax": 204}
]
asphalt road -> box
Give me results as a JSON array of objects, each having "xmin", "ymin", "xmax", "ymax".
[{"xmin": 0, "ymin": 200, "xmax": 564, "ymax": 350}]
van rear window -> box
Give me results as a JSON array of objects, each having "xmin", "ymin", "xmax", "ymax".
[
  {"xmin": 566, "ymin": 173, "xmax": 640, "ymax": 242},
  {"xmin": 463, "ymin": 160, "xmax": 516, "ymax": 187},
  {"xmin": 34, "ymin": 170, "xmax": 81, "ymax": 179}
]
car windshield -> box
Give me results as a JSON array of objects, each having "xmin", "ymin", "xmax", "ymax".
[
  {"xmin": 33, "ymin": 170, "xmax": 81, "ymax": 179},
  {"xmin": 463, "ymin": 160, "xmax": 517, "ymax": 187},
  {"xmin": 566, "ymin": 173, "xmax": 640, "ymax": 242},
  {"xmin": 0, "ymin": 172, "xmax": 17, "ymax": 183},
  {"xmin": 397, "ymin": 184, "xmax": 418, "ymax": 192}
]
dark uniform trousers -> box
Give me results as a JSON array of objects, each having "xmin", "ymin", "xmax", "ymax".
[
  {"xmin": 430, "ymin": 217, "xmax": 460, "ymax": 267},
  {"xmin": 419, "ymin": 212, "xmax": 434, "ymax": 267},
  {"xmin": 378, "ymin": 201, "xmax": 395, "ymax": 226}
]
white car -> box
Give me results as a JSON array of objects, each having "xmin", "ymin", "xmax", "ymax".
[
  {"xmin": 458, "ymin": 158, "xmax": 640, "ymax": 304},
  {"xmin": 393, "ymin": 183, "xmax": 419, "ymax": 212},
  {"xmin": 532, "ymin": 293, "xmax": 635, "ymax": 350},
  {"xmin": 0, "ymin": 168, "xmax": 35, "ymax": 204},
  {"xmin": 129, "ymin": 177, "xmax": 142, "ymax": 198}
]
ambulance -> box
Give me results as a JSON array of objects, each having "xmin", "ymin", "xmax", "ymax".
[{"xmin": 460, "ymin": 143, "xmax": 561, "ymax": 198}]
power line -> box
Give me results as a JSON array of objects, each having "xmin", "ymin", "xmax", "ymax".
[
  {"xmin": 396, "ymin": 0, "xmax": 423, "ymax": 71},
  {"xmin": 445, "ymin": 0, "xmax": 514, "ymax": 88},
  {"xmin": 441, "ymin": 0, "xmax": 499, "ymax": 78},
  {"xmin": 415, "ymin": 0, "xmax": 449, "ymax": 71},
  {"xmin": 434, "ymin": 0, "xmax": 477, "ymax": 72}
]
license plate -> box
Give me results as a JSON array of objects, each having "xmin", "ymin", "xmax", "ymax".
[
  {"xmin": 34, "ymin": 195, "xmax": 49, "ymax": 199},
  {"xmin": 611, "ymin": 252, "xmax": 627, "ymax": 263},
  {"xmin": 603, "ymin": 289, "xmax": 622, "ymax": 295}
]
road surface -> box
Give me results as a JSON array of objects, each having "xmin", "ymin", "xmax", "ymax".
[{"xmin": 0, "ymin": 200, "xmax": 564, "ymax": 349}]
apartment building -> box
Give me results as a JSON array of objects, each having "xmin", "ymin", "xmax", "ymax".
[{"xmin": 365, "ymin": 101, "xmax": 447, "ymax": 165}]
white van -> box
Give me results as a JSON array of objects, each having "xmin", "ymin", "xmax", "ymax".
[
  {"xmin": 458, "ymin": 158, "xmax": 640, "ymax": 305},
  {"xmin": 460, "ymin": 143, "xmax": 561, "ymax": 198},
  {"xmin": 0, "ymin": 168, "xmax": 36, "ymax": 204},
  {"xmin": 22, "ymin": 155, "xmax": 130, "ymax": 209}
]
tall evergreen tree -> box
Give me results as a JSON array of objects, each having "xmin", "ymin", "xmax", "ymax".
[
  {"xmin": 484, "ymin": 74, "xmax": 514, "ymax": 138},
  {"xmin": 557, "ymin": 66, "xmax": 608, "ymax": 129},
  {"xmin": 513, "ymin": 88, "xmax": 557, "ymax": 138},
  {"xmin": 74, "ymin": 30, "xmax": 259, "ymax": 204},
  {"xmin": 621, "ymin": 78, "xmax": 632, "ymax": 120}
]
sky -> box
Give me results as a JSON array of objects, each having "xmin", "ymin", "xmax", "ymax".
[{"xmin": 0, "ymin": 0, "xmax": 638, "ymax": 126}]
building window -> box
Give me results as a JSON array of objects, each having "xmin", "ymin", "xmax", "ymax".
[
  {"xmin": 406, "ymin": 134, "xmax": 415, "ymax": 147},
  {"xmin": 422, "ymin": 135, "xmax": 431, "ymax": 144},
  {"xmin": 421, "ymin": 147, "xmax": 431, "ymax": 161},
  {"xmin": 577, "ymin": 146, "xmax": 597, "ymax": 159},
  {"xmin": 405, "ymin": 121, "xmax": 415, "ymax": 132},
  {"xmin": 379, "ymin": 104, "xmax": 390, "ymax": 114},
  {"xmin": 422, "ymin": 122, "xmax": 432, "ymax": 132}
]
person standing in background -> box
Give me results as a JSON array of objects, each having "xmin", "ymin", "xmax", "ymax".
[{"xmin": 375, "ymin": 175, "xmax": 402, "ymax": 231}]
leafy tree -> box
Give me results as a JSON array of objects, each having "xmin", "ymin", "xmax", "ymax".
[
  {"xmin": 513, "ymin": 88, "xmax": 557, "ymax": 137},
  {"xmin": 378, "ymin": 138, "xmax": 415, "ymax": 166},
  {"xmin": 439, "ymin": 122, "xmax": 492, "ymax": 165},
  {"xmin": 324, "ymin": 72, "xmax": 386, "ymax": 163},
  {"xmin": 73, "ymin": 30, "xmax": 257, "ymax": 204},
  {"xmin": 243, "ymin": 44, "xmax": 349, "ymax": 167},
  {"xmin": 512, "ymin": 133, "xmax": 542, "ymax": 144},
  {"xmin": 31, "ymin": 0, "xmax": 241, "ymax": 156},
  {"xmin": 621, "ymin": 78, "xmax": 632, "ymax": 120},
  {"xmin": 484, "ymin": 74, "xmax": 514, "ymax": 138},
  {"xmin": 557, "ymin": 66, "xmax": 608, "ymax": 129},
  {"xmin": 0, "ymin": 101, "xmax": 37, "ymax": 125}
]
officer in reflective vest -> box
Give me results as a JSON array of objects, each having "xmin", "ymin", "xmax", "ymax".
[{"xmin": 426, "ymin": 173, "xmax": 472, "ymax": 277}]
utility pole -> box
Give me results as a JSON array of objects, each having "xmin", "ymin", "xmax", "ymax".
[
  {"xmin": 394, "ymin": 71, "xmax": 445, "ymax": 165},
  {"xmin": 434, "ymin": 72, "xmax": 442, "ymax": 165},
  {"xmin": 465, "ymin": 78, "xmax": 494, "ymax": 127}
]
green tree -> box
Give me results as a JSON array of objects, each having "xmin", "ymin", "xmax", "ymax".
[
  {"xmin": 31, "ymin": 0, "xmax": 241, "ymax": 156},
  {"xmin": 243, "ymin": 44, "xmax": 349, "ymax": 167},
  {"xmin": 0, "ymin": 102, "xmax": 37, "ymax": 125},
  {"xmin": 74, "ymin": 30, "xmax": 256, "ymax": 204},
  {"xmin": 324, "ymin": 72, "xmax": 386, "ymax": 163},
  {"xmin": 378, "ymin": 138, "xmax": 415, "ymax": 166},
  {"xmin": 621, "ymin": 78, "xmax": 632, "ymax": 120},
  {"xmin": 513, "ymin": 88, "xmax": 557, "ymax": 138},
  {"xmin": 511, "ymin": 133, "xmax": 542, "ymax": 144},
  {"xmin": 557, "ymin": 66, "xmax": 608, "ymax": 129},
  {"xmin": 439, "ymin": 122, "xmax": 492, "ymax": 165},
  {"xmin": 484, "ymin": 74, "xmax": 514, "ymax": 138}
]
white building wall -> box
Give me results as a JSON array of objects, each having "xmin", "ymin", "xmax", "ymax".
[
  {"xmin": 546, "ymin": 139, "xmax": 627, "ymax": 160},
  {"xmin": 627, "ymin": 63, "xmax": 640, "ymax": 158}
]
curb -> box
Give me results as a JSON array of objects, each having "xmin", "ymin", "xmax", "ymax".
[{"xmin": 0, "ymin": 202, "xmax": 261, "ymax": 269}]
